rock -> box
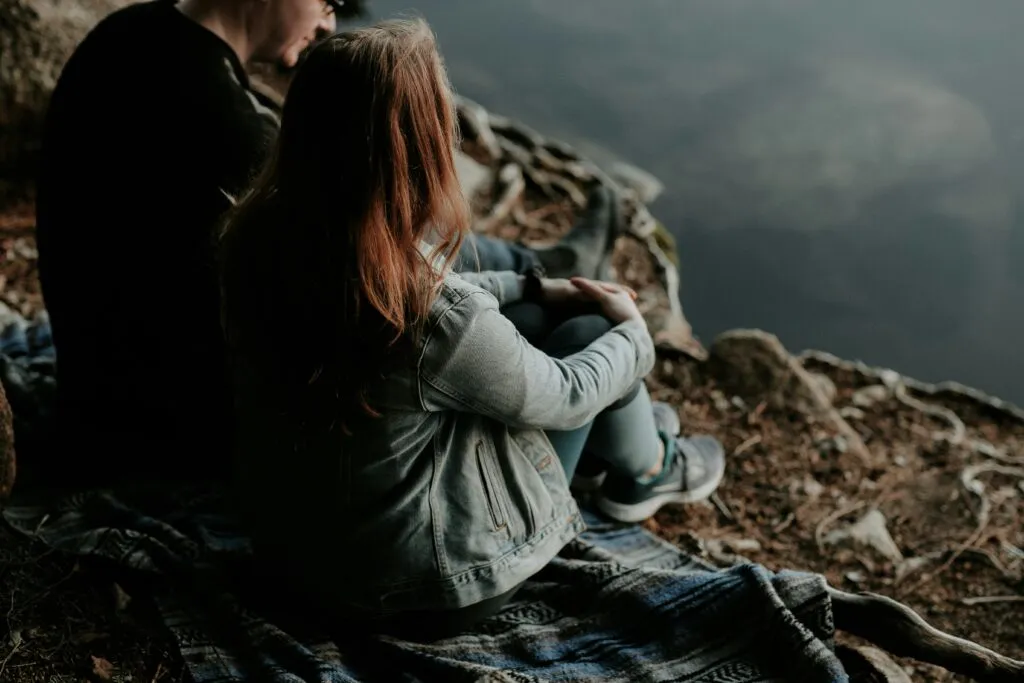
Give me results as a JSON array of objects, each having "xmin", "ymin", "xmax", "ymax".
[
  {"xmin": 708, "ymin": 329, "xmax": 872, "ymax": 465},
  {"xmin": 709, "ymin": 389, "xmax": 730, "ymax": 413},
  {"xmin": 708, "ymin": 329, "xmax": 834, "ymax": 415},
  {"xmin": 825, "ymin": 509, "xmax": 905, "ymax": 565},
  {"xmin": 0, "ymin": 374, "xmax": 13, "ymax": 501},
  {"xmin": 652, "ymin": 311, "xmax": 706, "ymax": 360},
  {"xmin": 852, "ymin": 385, "xmax": 890, "ymax": 408},
  {"xmin": 725, "ymin": 538, "xmax": 762, "ymax": 553},
  {"xmin": 803, "ymin": 475, "xmax": 825, "ymax": 500},
  {"xmin": 0, "ymin": 0, "xmax": 132, "ymax": 180},
  {"xmin": 808, "ymin": 371, "xmax": 838, "ymax": 404},
  {"xmin": 845, "ymin": 570, "xmax": 866, "ymax": 584},
  {"xmin": 455, "ymin": 96, "xmax": 503, "ymax": 164},
  {"xmin": 608, "ymin": 161, "xmax": 664, "ymax": 203},
  {"xmin": 839, "ymin": 406, "xmax": 867, "ymax": 421},
  {"xmin": 454, "ymin": 151, "xmax": 495, "ymax": 200},
  {"xmin": 895, "ymin": 555, "xmax": 936, "ymax": 584}
]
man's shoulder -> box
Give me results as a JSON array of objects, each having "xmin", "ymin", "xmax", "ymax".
[
  {"xmin": 72, "ymin": 1, "xmax": 179, "ymax": 58},
  {"xmin": 63, "ymin": 1, "xmax": 237, "ymax": 85},
  {"xmin": 48, "ymin": 0, "xmax": 275, "ymax": 143}
]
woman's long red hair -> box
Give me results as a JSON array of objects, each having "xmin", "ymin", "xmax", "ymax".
[{"xmin": 219, "ymin": 19, "xmax": 469, "ymax": 432}]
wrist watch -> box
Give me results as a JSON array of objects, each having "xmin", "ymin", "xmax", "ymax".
[{"xmin": 522, "ymin": 264, "xmax": 545, "ymax": 303}]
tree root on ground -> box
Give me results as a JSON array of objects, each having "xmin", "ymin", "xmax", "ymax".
[{"xmin": 829, "ymin": 587, "xmax": 1024, "ymax": 683}]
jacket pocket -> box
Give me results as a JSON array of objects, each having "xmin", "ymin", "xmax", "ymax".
[{"xmin": 476, "ymin": 440, "xmax": 510, "ymax": 533}]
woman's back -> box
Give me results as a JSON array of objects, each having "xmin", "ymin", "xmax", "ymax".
[
  {"xmin": 217, "ymin": 18, "xmax": 700, "ymax": 625},
  {"xmin": 230, "ymin": 269, "xmax": 594, "ymax": 615}
]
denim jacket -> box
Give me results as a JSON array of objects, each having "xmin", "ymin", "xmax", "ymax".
[{"xmin": 233, "ymin": 269, "xmax": 656, "ymax": 615}]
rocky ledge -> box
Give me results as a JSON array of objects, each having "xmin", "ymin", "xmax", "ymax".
[
  {"xmin": 2, "ymin": 92, "xmax": 1023, "ymax": 680},
  {"xmin": 1, "ymin": 4, "xmax": 1023, "ymax": 681}
]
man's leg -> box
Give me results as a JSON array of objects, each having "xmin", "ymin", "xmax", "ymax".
[
  {"xmin": 454, "ymin": 233, "xmax": 540, "ymax": 274},
  {"xmin": 454, "ymin": 184, "xmax": 622, "ymax": 279}
]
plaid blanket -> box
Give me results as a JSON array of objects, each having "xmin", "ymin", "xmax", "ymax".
[{"xmin": 1, "ymin": 312, "xmax": 850, "ymax": 683}]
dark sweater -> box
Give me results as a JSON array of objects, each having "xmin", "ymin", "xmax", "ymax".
[{"xmin": 34, "ymin": 0, "xmax": 278, "ymax": 484}]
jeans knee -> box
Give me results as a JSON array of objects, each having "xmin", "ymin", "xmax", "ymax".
[
  {"xmin": 543, "ymin": 314, "xmax": 613, "ymax": 357},
  {"xmin": 501, "ymin": 302, "xmax": 550, "ymax": 345},
  {"xmin": 605, "ymin": 380, "xmax": 644, "ymax": 411}
]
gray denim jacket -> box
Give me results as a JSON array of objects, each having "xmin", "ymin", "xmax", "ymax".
[{"xmin": 234, "ymin": 269, "xmax": 656, "ymax": 615}]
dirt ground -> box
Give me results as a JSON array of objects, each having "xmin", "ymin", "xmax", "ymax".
[{"xmin": 1, "ymin": 184, "xmax": 1022, "ymax": 682}]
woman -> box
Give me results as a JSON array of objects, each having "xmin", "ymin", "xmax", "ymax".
[{"xmin": 219, "ymin": 19, "xmax": 725, "ymax": 640}]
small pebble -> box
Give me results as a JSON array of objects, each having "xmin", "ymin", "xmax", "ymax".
[
  {"xmin": 803, "ymin": 476, "xmax": 825, "ymax": 499},
  {"xmin": 728, "ymin": 538, "xmax": 762, "ymax": 553},
  {"xmin": 710, "ymin": 390, "xmax": 730, "ymax": 413},
  {"xmin": 845, "ymin": 570, "xmax": 866, "ymax": 584},
  {"xmin": 851, "ymin": 385, "xmax": 888, "ymax": 408},
  {"xmin": 838, "ymin": 406, "xmax": 866, "ymax": 420}
]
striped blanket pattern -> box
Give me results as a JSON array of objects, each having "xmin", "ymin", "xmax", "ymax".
[{"xmin": 1, "ymin": 311, "xmax": 849, "ymax": 682}]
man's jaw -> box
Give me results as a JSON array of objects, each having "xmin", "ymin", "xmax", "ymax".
[{"xmin": 276, "ymin": 29, "xmax": 333, "ymax": 73}]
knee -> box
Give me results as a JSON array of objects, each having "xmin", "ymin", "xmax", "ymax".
[
  {"xmin": 543, "ymin": 314, "xmax": 613, "ymax": 357},
  {"xmin": 501, "ymin": 302, "xmax": 550, "ymax": 345},
  {"xmin": 606, "ymin": 380, "xmax": 644, "ymax": 410}
]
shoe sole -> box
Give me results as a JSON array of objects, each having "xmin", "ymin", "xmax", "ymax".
[
  {"xmin": 594, "ymin": 473, "xmax": 723, "ymax": 524},
  {"xmin": 593, "ymin": 440, "xmax": 729, "ymax": 528}
]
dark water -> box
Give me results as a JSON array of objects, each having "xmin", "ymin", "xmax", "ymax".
[{"xmin": 360, "ymin": 0, "xmax": 1024, "ymax": 404}]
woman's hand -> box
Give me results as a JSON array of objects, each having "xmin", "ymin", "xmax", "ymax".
[
  {"xmin": 568, "ymin": 277, "xmax": 644, "ymax": 324},
  {"xmin": 539, "ymin": 277, "xmax": 637, "ymax": 308}
]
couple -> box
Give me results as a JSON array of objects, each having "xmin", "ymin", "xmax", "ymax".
[{"xmin": 36, "ymin": 0, "xmax": 725, "ymax": 639}]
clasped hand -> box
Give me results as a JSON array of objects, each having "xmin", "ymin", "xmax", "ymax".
[{"xmin": 539, "ymin": 276, "xmax": 644, "ymax": 325}]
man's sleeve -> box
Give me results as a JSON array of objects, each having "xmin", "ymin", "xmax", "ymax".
[{"xmin": 199, "ymin": 59, "xmax": 282, "ymax": 202}]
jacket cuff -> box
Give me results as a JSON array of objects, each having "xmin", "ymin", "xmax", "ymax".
[
  {"xmin": 491, "ymin": 272, "xmax": 526, "ymax": 306},
  {"xmin": 612, "ymin": 318, "xmax": 657, "ymax": 376}
]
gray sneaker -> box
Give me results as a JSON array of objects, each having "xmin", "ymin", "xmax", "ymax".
[
  {"xmin": 594, "ymin": 435, "xmax": 726, "ymax": 523},
  {"xmin": 571, "ymin": 401, "xmax": 681, "ymax": 494},
  {"xmin": 531, "ymin": 185, "xmax": 621, "ymax": 280}
]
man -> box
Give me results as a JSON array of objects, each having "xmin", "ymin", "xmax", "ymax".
[{"xmin": 34, "ymin": 0, "xmax": 613, "ymax": 486}]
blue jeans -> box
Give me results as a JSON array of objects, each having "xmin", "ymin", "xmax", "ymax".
[
  {"xmin": 454, "ymin": 234, "xmax": 540, "ymax": 274},
  {"xmin": 500, "ymin": 303, "xmax": 661, "ymax": 483}
]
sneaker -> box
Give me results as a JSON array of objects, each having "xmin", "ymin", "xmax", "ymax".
[
  {"xmin": 532, "ymin": 243, "xmax": 578, "ymax": 278},
  {"xmin": 594, "ymin": 435, "xmax": 726, "ymax": 523},
  {"xmin": 570, "ymin": 401, "xmax": 682, "ymax": 493},
  {"xmin": 530, "ymin": 185, "xmax": 622, "ymax": 280}
]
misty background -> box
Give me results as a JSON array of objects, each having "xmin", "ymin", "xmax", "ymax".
[{"xmin": 359, "ymin": 0, "xmax": 1024, "ymax": 404}]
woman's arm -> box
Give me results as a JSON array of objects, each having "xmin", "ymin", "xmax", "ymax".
[{"xmin": 419, "ymin": 290, "xmax": 655, "ymax": 431}]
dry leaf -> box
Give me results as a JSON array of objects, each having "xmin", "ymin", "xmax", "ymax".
[{"xmin": 90, "ymin": 655, "xmax": 114, "ymax": 681}]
